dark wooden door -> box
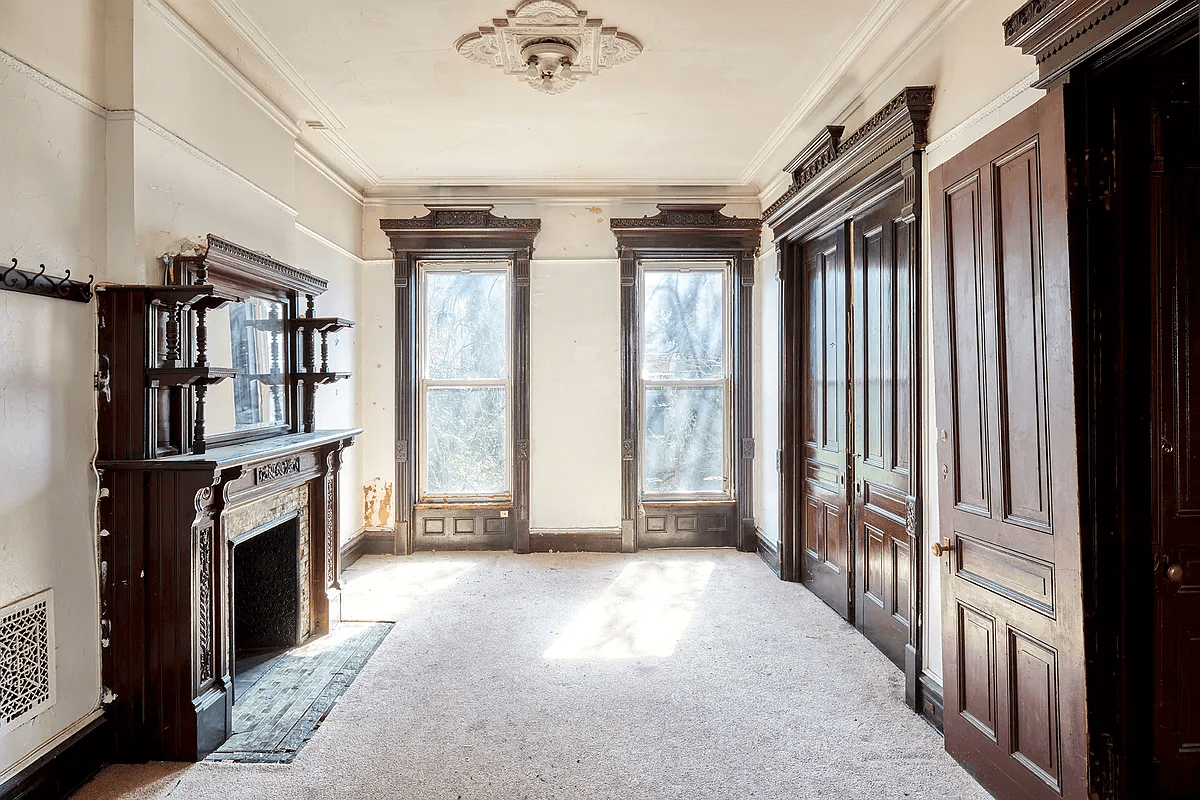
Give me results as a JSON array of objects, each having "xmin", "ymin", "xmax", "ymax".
[
  {"xmin": 1150, "ymin": 65, "xmax": 1200, "ymax": 795},
  {"xmin": 851, "ymin": 184, "xmax": 917, "ymax": 670},
  {"xmin": 930, "ymin": 89, "xmax": 1088, "ymax": 800},
  {"xmin": 799, "ymin": 223, "xmax": 851, "ymax": 619}
]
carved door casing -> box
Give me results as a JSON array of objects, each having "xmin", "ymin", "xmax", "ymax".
[
  {"xmin": 930, "ymin": 89, "xmax": 1088, "ymax": 800},
  {"xmin": 851, "ymin": 184, "xmax": 917, "ymax": 670},
  {"xmin": 799, "ymin": 223, "xmax": 851, "ymax": 619}
]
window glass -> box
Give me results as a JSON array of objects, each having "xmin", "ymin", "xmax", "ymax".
[
  {"xmin": 644, "ymin": 386, "xmax": 725, "ymax": 493},
  {"xmin": 426, "ymin": 387, "xmax": 507, "ymax": 494},
  {"xmin": 425, "ymin": 272, "xmax": 507, "ymax": 380},
  {"xmin": 420, "ymin": 264, "xmax": 510, "ymax": 498},
  {"xmin": 643, "ymin": 271, "xmax": 724, "ymax": 380},
  {"xmin": 640, "ymin": 264, "xmax": 729, "ymax": 497}
]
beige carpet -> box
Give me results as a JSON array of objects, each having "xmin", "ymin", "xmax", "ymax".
[{"xmin": 75, "ymin": 550, "xmax": 991, "ymax": 800}]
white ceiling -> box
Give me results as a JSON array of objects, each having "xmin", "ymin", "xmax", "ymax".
[{"xmin": 171, "ymin": 0, "xmax": 958, "ymax": 193}]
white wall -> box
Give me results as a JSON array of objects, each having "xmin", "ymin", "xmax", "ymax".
[
  {"xmin": 529, "ymin": 257, "xmax": 621, "ymax": 532},
  {"xmin": 0, "ymin": 0, "xmax": 366, "ymax": 779},
  {"xmin": 360, "ymin": 199, "xmax": 760, "ymax": 535},
  {"xmin": 754, "ymin": 240, "xmax": 782, "ymax": 547},
  {"xmin": 0, "ymin": 0, "xmax": 110, "ymax": 780}
]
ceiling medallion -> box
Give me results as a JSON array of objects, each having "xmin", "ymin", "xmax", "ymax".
[{"xmin": 455, "ymin": 0, "xmax": 642, "ymax": 95}]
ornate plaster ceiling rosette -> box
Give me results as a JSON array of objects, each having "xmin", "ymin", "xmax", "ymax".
[{"xmin": 455, "ymin": 0, "xmax": 642, "ymax": 95}]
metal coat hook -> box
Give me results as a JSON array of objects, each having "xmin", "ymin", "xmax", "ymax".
[{"xmin": 1, "ymin": 258, "xmax": 95, "ymax": 303}]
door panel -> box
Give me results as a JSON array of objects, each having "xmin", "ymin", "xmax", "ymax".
[
  {"xmin": 1151, "ymin": 57, "xmax": 1200, "ymax": 793},
  {"xmin": 800, "ymin": 224, "xmax": 851, "ymax": 619},
  {"xmin": 853, "ymin": 185, "xmax": 916, "ymax": 670},
  {"xmin": 945, "ymin": 173, "xmax": 991, "ymax": 517},
  {"xmin": 930, "ymin": 89, "xmax": 1088, "ymax": 800}
]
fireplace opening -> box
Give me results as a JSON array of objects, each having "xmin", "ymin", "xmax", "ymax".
[{"xmin": 231, "ymin": 515, "xmax": 302, "ymax": 702}]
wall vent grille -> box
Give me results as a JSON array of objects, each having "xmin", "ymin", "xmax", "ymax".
[{"xmin": 0, "ymin": 588, "xmax": 56, "ymax": 732}]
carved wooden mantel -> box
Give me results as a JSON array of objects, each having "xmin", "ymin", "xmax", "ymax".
[
  {"xmin": 98, "ymin": 430, "xmax": 360, "ymax": 761},
  {"xmin": 96, "ymin": 235, "xmax": 360, "ymax": 762}
]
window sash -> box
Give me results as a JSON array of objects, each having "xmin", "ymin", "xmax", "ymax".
[
  {"xmin": 418, "ymin": 262, "xmax": 513, "ymax": 501},
  {"xmin": 638, "ymin": 261, "xmax": 733, "ymax": 501}
]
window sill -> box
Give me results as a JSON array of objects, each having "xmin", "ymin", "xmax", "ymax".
[{"xmin": 641, "ymin": 498, "xmax": 735, "ymax": 507}]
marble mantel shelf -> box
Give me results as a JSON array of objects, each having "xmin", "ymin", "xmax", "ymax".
[{"xmin": 97, "ymin": 429, "xmax": 362, "ymax": 471}]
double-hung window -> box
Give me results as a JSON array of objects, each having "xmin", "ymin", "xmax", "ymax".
[
  {"xmin": 418, "ymin": 262, "xmax": 511, "ymax": 502},
  {"xmin": 640, "ymin": 262, "xmax": 732, "ymax": 499}
]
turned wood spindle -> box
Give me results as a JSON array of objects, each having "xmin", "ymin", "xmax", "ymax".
[
  {"xmin": 163, "ymin": 302, "xmax": 183, "ymax": 367},
  {"xmin": 304, "ymin": 383, "xmax": 317, "ymax": 434},
  {"xmin": 320, "ymin": 330, "xmax": 330, "ymax": 373},
  {"xmin": 194, "ymin": 306, "xmax": 210, "ymax": 367},
  {"xmin": 303, "ymin": 295, "xmax": 317, "ymax": 434},
  {"xmin": 270, "ymin": 305, "xmax": 283, "ymax": 422},
  {"xmin": 193, "ymin": 383, "xmax": 208, "ymax": 455}
]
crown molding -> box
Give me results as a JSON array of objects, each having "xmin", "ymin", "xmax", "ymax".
[
  {"xmin": 295, "ymin": 142, "xmax": 365, "ymax": 205},
  {"xmin": 743, "ymin": 0, "xmax": 974, "ymax": 190},
  {"xmin": 153, "ymin": 0, "xmax": 379, "ymax": 198},
  {"xmin": 365, "ymin": 180, "xmax": 760, "ymax": 202},
  {"xmin": 823, "ymin": 0, "xmax": 973, "ymax": 126},
  {"xmin": 142, "ymin": 0, "xmax": 300, "ymax": 137},
  {"xmin": 737, "ymin": 0, "xmax": 910, "ymax": 186},
  {"xmin": 204, "ymin": 0, "xmax": 345, "ymax": 129},
  {"xmin": 310, "ymin": 129, "xmax": 381, "ymax": 188},
  {"xmin": 363, "ymin": 186, "xmax": 761, "ymax": 208},
  {"xmin": 758, "ymin": 170, "xmax": 795, "ymax": 210}
]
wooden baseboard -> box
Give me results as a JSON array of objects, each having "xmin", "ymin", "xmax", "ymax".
[
  {"xmin": 918, "ymin": 673, "xmax": 945, "ymax": 733},
  {"xmin": 0, "ymin": 716, "xmax": 110, "ymax": 800},
  {"xmin": 755, "ymin": 529, "xmax": 782, "ymax": 576},
  {"xmin": 339, "ymin": 528, "xmax": 368, "ymax": 571},
  {"xmin": 529, "ymin": 530, "xmax": 623, "ymax": 553},
  {"xmin": 343, "ymin": 527, "xmax": 398, "ymax": 565}
]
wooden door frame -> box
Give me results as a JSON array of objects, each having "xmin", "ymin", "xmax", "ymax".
[
  {"xmin": 1005, "ymin": 2, "xmax": 1199, "ymax": 795},
  {"xmin": 609, "ymin": 205, "xmax": 762, "ymax": 553},
  {"xmin": 765, "ymin": 86, "xmax": 933, "ymax": 713},
  {"xmin": 379, "ymin": 205, "xmax": 540, "ymax": 555}
]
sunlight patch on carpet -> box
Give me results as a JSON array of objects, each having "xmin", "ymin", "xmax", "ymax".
[
  {"xmin": 341, "ymin": 557, "xmax": 476, "ymax": 622},
  {"xmin": 544, "ymin": 560, "xmax": 714, "ymax": 659}
]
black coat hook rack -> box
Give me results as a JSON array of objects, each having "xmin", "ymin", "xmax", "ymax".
[{"xmin": 1, "ymin": 258, "xmax": 94, "ymax": 303}]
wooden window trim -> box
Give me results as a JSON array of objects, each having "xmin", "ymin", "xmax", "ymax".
[
  {"xmin": 611, "ymin": 204, "xmax": 762, "ymax": 552},
  {"xmin": 380, "ymin": 205, "xmax": 540, "ymax": 554}
]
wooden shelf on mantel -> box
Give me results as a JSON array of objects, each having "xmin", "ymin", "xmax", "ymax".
[
  {"xmin": 146, "ymin": 366, "xmax": 237, "ymax": 388},
  {"xmin": 292, "ymin": 317, "xmax": 354, "ymax": 333},
  {"xmin": 103, "ymin": 284, "xmax": 242, "ymax": 312},
  {"xmin": 296, "ymin": 371, "xmax": 351, "ymax": 385},
  {"xmin": 97, "ymin": 428, "xmax": 363, "ymax": 471}
]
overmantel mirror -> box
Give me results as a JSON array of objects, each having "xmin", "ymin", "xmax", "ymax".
[{"xmin": 132, "ymin": 233, "xmax": 353, "ymax": 456}]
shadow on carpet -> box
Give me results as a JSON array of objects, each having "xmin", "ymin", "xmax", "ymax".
[{"xmin": 206, "ymin": 622, "xmax": 391, "ymax": 763}]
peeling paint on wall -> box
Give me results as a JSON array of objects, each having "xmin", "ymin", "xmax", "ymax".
[{"xmin": 363, "ymin": 477, "xmax": 393, "ymax": 528}]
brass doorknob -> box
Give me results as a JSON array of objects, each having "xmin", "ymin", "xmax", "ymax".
[
  {"xmin": 1168, "ymin": 564, "xmax": 1184, "ymax": 583},
  {"xmin": 932, "ymin": 540, "xmax": 956, "ymax": 558}
]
